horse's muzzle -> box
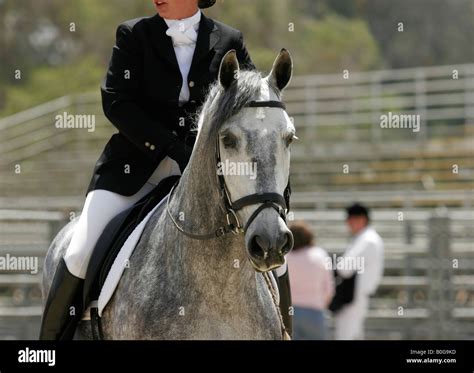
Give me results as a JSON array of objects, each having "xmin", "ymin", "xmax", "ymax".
[{"xmin": 245, "ymin": 217, "xmax": 293, "ymax": 272}]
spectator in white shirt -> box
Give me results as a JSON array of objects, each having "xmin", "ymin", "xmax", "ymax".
[
  {"xmin": 287, "ymin": 221, "xmax": 335, "ymax": 340},
  {"xmin": 334, "ymin": 203, "xmax": 384, "ymax": 340}
]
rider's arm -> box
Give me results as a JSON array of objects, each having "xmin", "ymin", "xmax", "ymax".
[{"xmin": 101, "ymin": 23, "xmax": 181, "ymax": 163}]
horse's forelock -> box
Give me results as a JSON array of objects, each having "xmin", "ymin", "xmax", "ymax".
[{"xmin": 195, "ymin": 70, "xmax": 280, "ymax": 143}]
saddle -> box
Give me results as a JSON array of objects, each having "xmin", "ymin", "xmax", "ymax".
[{"xmin": 82, "ymin": 175, "xmax": 180, "ymax": 312}]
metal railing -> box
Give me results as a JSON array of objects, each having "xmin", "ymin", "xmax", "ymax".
[
  {"xmin": 286, "ymin": 63, "xmax": 474, "ymax": 142},
  {"xmin": 0, "ymin": 63, "xmax": 473, "ymax": 339},
  {"xmin": 1, "ymin": 63, "xmax": 473, "ymax": 167},
  {"xmin": 0, "ymin": 92, "xmax": 107, "ymax": 167},
  {"xmin": 0, "ymin": 208, "xmax": 473, "ymax": 339}
]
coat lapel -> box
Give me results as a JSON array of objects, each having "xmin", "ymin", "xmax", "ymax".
[
  {"xmin": 189, "ymin": 13, "xmax": 220, "ymax": 76},
  {"xmin": 149, "ymin": 14, "xmax": 180, "ymax": 71},
  {"xmin": 149, "ymin": 13, "xmax": 220, "ymax": 74}
]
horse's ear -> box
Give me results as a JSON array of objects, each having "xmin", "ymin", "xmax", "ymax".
[
  {"xmin": 268, "ymin": 48, "xmax": 293, "ymax": 91},
  {"xmin": 219, "ymin": 49, "xmax": 240, "ymax": 89}
]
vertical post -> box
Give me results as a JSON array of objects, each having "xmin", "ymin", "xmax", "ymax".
[
  {"xmin": 343, "ymin": 75, "xmax": 357, "ymax": 142},
  {"xmin": 404, "ymin": 220, "xmax": 413, "ymax": 245},
  {"xmin": 464, "ymin": 65, "xmax": 474, "ymax": 136},
  {"xmin": 427, "ymin": 211, "xmax": 452, "ymax": 339},
  {"xmin": 415, "ymin": 69, "xmax": 427, "ymax": 141},
  {"xmin": 304, "ymin": 78, "xmax": 317, "ymax": 136},
  {"xmin": 74, "ymin": 94, "xmax": 84, "ymax": 144},
  {"xmin": 371, "ymin": 72, "xmax": 382, "ymax": 144},
  {"xmin": 464, "ymin": 189, "xmax": 473, "ymax": 209},
  {"xmin": 348, "ymin": 82, "xmax": 358, "ymax": 142}
]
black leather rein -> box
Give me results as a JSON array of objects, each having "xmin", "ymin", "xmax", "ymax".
[{"xmin": 167, "ymin": 100, "xmax": 291, "ymax": 240}]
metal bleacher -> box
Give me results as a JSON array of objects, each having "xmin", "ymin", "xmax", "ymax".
[{"xmin": 0, "ymin": 63, "xmax": 473, "ymax": 339}]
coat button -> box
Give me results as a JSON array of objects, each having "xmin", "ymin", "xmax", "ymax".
[
  {"xmin": 145, "ymin": 142, "xmax": 150, "ymax": 148},
  {"xmin": 189, "ymin": 81, "xmax": 195, "ymax": 88},
  {"xmin": 150, "ymin": 145, "xmax": 156, "ymax": 151}
]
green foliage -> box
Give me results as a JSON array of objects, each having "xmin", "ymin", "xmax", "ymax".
[
  {"xmin": 2, "ymin": 57, "xmax": 103, "ymax": 116},
  {"xmin": 363, "ymin": 0, "xmax": 474, "ymax": 68},
  {"xmin": 284, "ymin": 15, "xmax": 380, "ymax": 74},
  {"xmin": 1, "ymin": 0, "xmax": 472, "ymax": 117},
  {"xmin": 208, "ymin": 1, "xmax": 380, "ymax": 74}
]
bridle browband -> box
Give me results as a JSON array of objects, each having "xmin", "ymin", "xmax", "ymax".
[{"xmin": 167, "ymin": 100, "xmax": 291, "ymax": 240}]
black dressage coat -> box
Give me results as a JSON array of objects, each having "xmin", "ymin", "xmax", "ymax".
[{"xmin": 87, "ymin": 13, "xmax": 254, "ymax": 196}]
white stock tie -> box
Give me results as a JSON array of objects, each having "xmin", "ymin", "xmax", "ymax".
[
  {"xmin": 166, "ymin": 22, "xmax": 198, "ymax": 46},
  {"xmin": 164, "ymin": 12, "xmax": 201, "ymax": 103}
]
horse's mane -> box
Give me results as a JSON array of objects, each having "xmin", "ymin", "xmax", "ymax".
[{"xmin": 193, "ymin": 70, "xmax": 281, "ymax": 144}]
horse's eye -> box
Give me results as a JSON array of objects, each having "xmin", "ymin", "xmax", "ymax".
[{"xmin": 222, "ymin": 134, "xmax": 238, "ymax": 149}]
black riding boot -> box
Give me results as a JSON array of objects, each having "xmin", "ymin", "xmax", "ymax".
[
  {"xmin": 39, "ymin": 258, "xmax": 84, "ymax": 340},
  {"xmin": 276, "ymin": 268, "xmax": 293, "ymax": 338}
]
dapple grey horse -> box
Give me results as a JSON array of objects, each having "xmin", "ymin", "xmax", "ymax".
[{"xmin": 43, "ymin": 49, "xmax": 296, "ymax": 339}]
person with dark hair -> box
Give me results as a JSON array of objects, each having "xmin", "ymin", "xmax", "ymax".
[
  {"xmin": 333, "ymin": 202, "xmax": 384, "ymax": 340},
  {"xmin": 287, "ymin": 221, "xmax": 334, "ymax": 340}
]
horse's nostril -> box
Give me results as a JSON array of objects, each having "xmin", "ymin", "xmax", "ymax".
[
  {"xmin": 280, "ymin": 232, "xmax": 293, "ymax": 255},
  {"xmin": 249, "ymin": 235, "xmax": 267, "ymax": 259}
]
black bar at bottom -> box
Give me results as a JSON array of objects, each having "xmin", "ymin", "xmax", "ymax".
[{"xmin": 0, "ymin": 340, "xmax": 472, "ymax": 371}]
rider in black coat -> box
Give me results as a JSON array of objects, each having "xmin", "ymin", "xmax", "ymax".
[
  {"xmin": 88, "ymin": 7, "xmax": 254, "ymax": 196},
  {"xmin": 40, "ymin": 0, "xmax": 292, "ymax": 340}
]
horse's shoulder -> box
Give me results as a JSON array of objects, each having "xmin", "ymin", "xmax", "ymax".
[{"xmin": 139, "ymin": 200, "xmax": 168, "ymax": 245}]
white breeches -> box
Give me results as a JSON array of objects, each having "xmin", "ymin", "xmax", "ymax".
[{"xmin": 64, "ymin": 156, "xmax": 180, "ymax": 278}]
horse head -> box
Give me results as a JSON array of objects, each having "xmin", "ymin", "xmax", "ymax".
[{"xmin": 213, "ymin": 49, "xmax": 295, "ymax": 272}]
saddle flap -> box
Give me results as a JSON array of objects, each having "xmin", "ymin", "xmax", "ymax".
[{"xmin": 82, "ymin": 175, "xmax": 181, "ymax": 308}]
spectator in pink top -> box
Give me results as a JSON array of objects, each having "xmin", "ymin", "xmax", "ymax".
[{"xmin": 287, "ymin": 221, "xmax": 335, "ymax": 340}]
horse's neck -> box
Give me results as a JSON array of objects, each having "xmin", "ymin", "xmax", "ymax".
[
  {"xmin": 172, "ymin": 146, "xmax": 225, "ymax": 234},
  {"xmin": 166, "ymin": 145, "xmax": 256, "ymax": 300}
]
